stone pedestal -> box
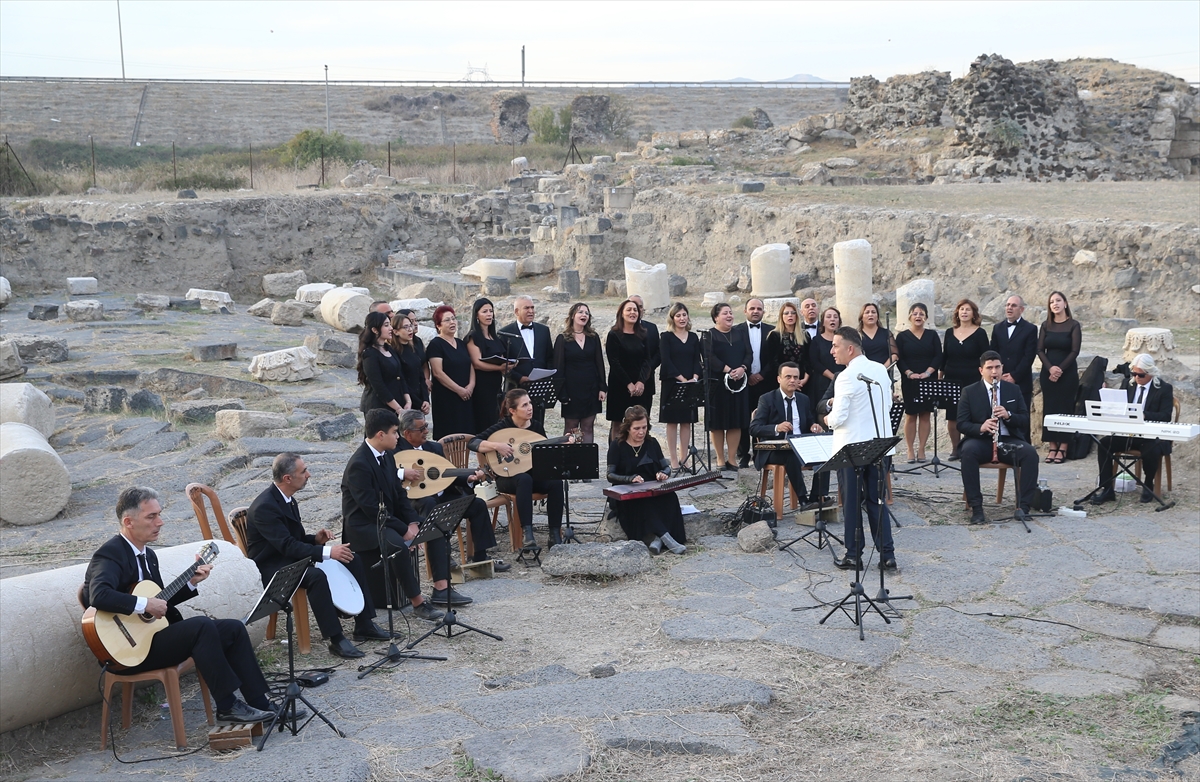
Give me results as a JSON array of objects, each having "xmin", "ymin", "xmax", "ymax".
[
  {"xmin": 0, "ymin": 383, "xmax": 55, "ymax": 438},
  {"xmin": 624, "ymin": 257, "xmax": 670, "ymax": 311},
  {"xmin": 319, "ymin": 288, "xmax": 371, "ymax": 333},
  {"xmin": 184, "ymin": 288, "xmax": 234, "ymax": 312},
  {"xmin": 0, "ymin": 543, "xmax": 265, "ymax": 733},
  {"xmin": 248, "ymin": 347, "xmax": 321, "ymax": 382},
  {"xmin": 1122, "ymin": 328, "xmax": 1175, "ymax": 363},
  {"xmin": 896, "ymin": 279, "xmax": 935, "ymax": 330},
  {"xmin": 749, "ymin": 244, "xmax": 792, "ymax": 298},
  {"xmin": 0, "ymin": 422, "xmax": 70, "ymax": 525},
  {"xmin": 65, "ymin": 300, "xmax": 104, "ymax": 322},
  {"xmin": 296, "ymin": 282, "xmax": 336, "ymax": 303},
  {"xmin": 833, "ymin": 239, "xmax": 872, "ymax": 324},
  {"xmin": 66, "ymin": 277, "xmax": 98, "ymax": 295}
]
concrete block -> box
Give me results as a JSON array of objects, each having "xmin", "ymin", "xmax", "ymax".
[
  {"xmin": 0, "ymin": 422, "xmax": 70, "ymax": 525},
  {"xmin": 586, "ymin": 278, "xmax": 607, "ymax": 297},
  {"xmin": 0, "ymin": 383, "xmax": 55, "ymax": 438},
  {"xmin": 624, "ymin": 257, "xmax": 670, "ymax": 311},
  {"xmin": 215, "ymin": 409, "xmax": 290, "ymax": 439},
  {"xmin": 296, "ymin": 282, "xmax": 336, "ymax": 303},
  {"xmin": 65, "ymin": 300, "xmax": 104, "ymax": 322},
  {"xmin": 66, "ymin": 277, "xmax": 98, "ymax": 295},
  {"xmin": 191, "ymin": 342, "xmax": 237, "ymax": 362},
  {"xmin": 262, "ymin": 270, "xmax": 308, "ymax": 297}
]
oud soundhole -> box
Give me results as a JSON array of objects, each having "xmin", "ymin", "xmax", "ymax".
[{"xmin": 519, "ymin": 443, "xmax": 532, "ymax": 455}]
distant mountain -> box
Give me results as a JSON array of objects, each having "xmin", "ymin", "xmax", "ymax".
[{"xmin": 710, "ymin": 74, "xmax": 833, "ymax": 83}]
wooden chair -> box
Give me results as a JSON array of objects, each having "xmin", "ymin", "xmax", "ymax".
[
  {"xmin": 962, "ymin": 462, "xmax": 1010, "ymax": 507},
  {"xmin": 100, "ymin": 658, "xmax": 213, "ymax": 750},
  {"xmin": 438, "ymin": 434, "xmax": 475, "ymax": 560},
  {"xmin": 1117, "ymin": 397, "xmax": 1180, "ymax": 496},
  {"xmin": 229, "ymin": 507, "xmax": 311, "ymax": 654},
  {"xmin": 186, "ymin": 483, "xmax": 235, "ymax": 545},
  {"xmin": 501, "ymin": 491, "xmax": 548, "ymax": 551}
]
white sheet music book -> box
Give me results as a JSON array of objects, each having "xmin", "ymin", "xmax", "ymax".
[
  {"xmin": 789, "ymin": 433, "xmax": 834, "ymax": 465},
  {"xmin": 528, "ymin": 368, "xmax": 557, "ymax": 381},
  {"xmin": 1098, "ymin": 388, "xmax": 1126, "ymax": 405}
]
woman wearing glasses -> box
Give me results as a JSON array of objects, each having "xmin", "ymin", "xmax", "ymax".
[{"xmin": 391, "ymin": 311, "xmax": 430, "ymax": 415}]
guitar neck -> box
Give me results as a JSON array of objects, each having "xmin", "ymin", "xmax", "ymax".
[{"xmin": 157, "ymin": 560, "xmax": 201, "ymax": 604}]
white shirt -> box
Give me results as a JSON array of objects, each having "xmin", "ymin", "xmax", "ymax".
[
  {"xmin": 778, "ymin": 390, "xmax": 802, "ymax": 434},
  {"xmin": 747, "ymin": 322, "xmax": 763, "ymax": 374},
  {"xmin": 828, "ymin": 354, "xmax": 893, "ymax": 453},
  {"xmin": 803, "ymin": 320, "xmax": 819, "ymax": 339},
  {"xmin": 1006, "ymin": 317, "xmax": 1022, "ymax": 337},
  {"xmin": 1133, "ymin": 383, "xmax": 1148, "ymax": 407},
  {"xmin": 518, "ymin": 322, "xmax": 536, "ymax": 360}
]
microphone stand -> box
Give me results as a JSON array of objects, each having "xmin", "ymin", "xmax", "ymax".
[
  {"xmin": 358, "ymin": 490, "xmax": 445, "ymax": 679},
  {"xmin": 859, "ymin": 374, "xmax": 912, "ymax": 617}
]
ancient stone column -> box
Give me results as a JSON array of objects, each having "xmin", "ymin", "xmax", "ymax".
[
  {"xmin": 319, "ymin": 288, "xmax": 371, "ymax": 333},
  {"xmin": 834, "ymin": 239, "xmax": 872, "ymax": 324},
  {"xmin": 749, "ymin": 244, "xmax": 792, "ymax": 298},
  {"xmin": 0, "ymin": 382, "xmax": 55, "ymax": 438},
  {"xmin": 0, "ymin": 422, "xmax": 70, "ymax": 525},
  {"xmin": 248, "ymin": 346, "xmax": 321, "ymax": 382},
  {"xmin": 896, "ymin": 279, "xmax": 936, "ymax": 330},
  {"xmin": 624, "ymin": 258, "xmax": 670, "ymax": 311},
  {"xmin": 1122, "ymin": 328, "xmax": 1176, "ymax": 364}
]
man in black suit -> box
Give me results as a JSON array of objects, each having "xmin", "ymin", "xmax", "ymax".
[
  {"xmin": 82, "ymin": 487, "xmax": 278, "ymax": 725},
  {"xmin": 245, "ymin": 453, "xmax": 392, "ymax": 660},
  {"xmin": 957, "ymin": 350, "xmax": 1040, "ymax": 524},
  {"xmin": 1092, "ymin": 353, "xmax": 1175, "ymax": 504},
  {"xmin": 749, "ymin": 361, "xmax": 823, "ymax": 509},
  {"xmin": 989, "ymin": 294, "xmax": 1039, "ymax": 411},
  {"xmin": 501, "ymin": 295, "xmax": 554, "ymax": 426},
  {"xmin": 735, "ymin": 298, "xmax": 775, "ymax": 467},
  {"xmin": 340, "ymin": 408, "xmax": 444, "ymax": 622},
  {"xmin": 395, "ymin": 409, "xmax": 511, "ymax": 586}
]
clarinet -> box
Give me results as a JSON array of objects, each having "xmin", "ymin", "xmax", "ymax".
[{"xmin": 990, "ymin": 387, "xmax": 1000, "ymax": 464}]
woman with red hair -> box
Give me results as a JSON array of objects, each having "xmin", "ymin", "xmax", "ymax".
[{"xmin": 427, "ymin": 305, "xmax": 476, "ymax": 438}]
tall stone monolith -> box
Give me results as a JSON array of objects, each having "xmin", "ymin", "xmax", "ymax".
[{"xmin": 833, "ymin": 239, "xmax": 872, "ymax": 325}]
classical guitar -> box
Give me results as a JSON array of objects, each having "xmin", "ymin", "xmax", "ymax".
[
  {"xmin": 395, "ymin": 450, "xmax": 478, "ymax": 499},
  {"xmin": 481, "ymin": 428, "xmax": 573, "ymax": 477},
  {"xmin": 81, "ymin": 541, "xmax": 219, "ymax": 670}
]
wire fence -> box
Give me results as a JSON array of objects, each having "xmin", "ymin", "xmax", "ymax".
[{"xmin": 0, "ymin": 75, "xmax": 851, "ymax": 89}]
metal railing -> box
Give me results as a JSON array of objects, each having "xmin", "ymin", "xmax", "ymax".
[{"xmin": 0, "ymin": 75, "xmax": 850, "ymax": 89}]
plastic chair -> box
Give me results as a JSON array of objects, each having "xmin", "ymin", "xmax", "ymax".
[
  {"xmin": 100, "ymin": 658, "xmax": 213, "ymax": 750},
  {"xmin": 186, "ymin": 483, "xmax": 235, "ymax": 545},
  {"xmin": 229, "ymin": 507, "xmax": 311, "ymax": 654}
]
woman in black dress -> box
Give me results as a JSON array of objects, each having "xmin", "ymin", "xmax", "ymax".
[
  {"xmin": 605, "ymin": 299, "xmax": 654, "ymax": 442},
  {"xmin": 470, "ymin": 389, "xmax": 571, "ymax": 550},
  {"xmin": 1038, "ymin": 290, "xmax": 1082, "ymax": 463},
  {"xmin": 858, "ymin": 303, "xmax": 898, "ymax": 369},
  {"xmin": 466, "ymin": 298, "xmax": 517, "ymax": 434},
  {"xmin": 357, "ymin": 311, "xmax": 410, "ymax": 415},
  {"xmin": 606, "ymin": 405, "xmax": 687, "ymax": 555},
  {"xmin": 705, "ymin": 302, "xmax": 749, "ymax": 471},
  {"xmin": 806, "ymin": 307, "xmax": 842, "ymax": 423},
  {"xmin": 552, "ymin": 302, "xmax": 607, "ymax": 443},
  {"xmin": 764, "ymin": 301, "xmax": 808, "ymax": 396},
  {"xmin": 895, "ymin": 302, "xmax": 941, "ymax": 462},
  {"xmin": 426, "ymin": 305, "xmax": 475, "ymax": 439},
  {"xmin": 659, "ymin": 303, "xmax": 702, "ymax": 470},
  {"xmin": 940, "ymin": 299, "xmax": 989, "ymax": 460},
  {"xmin": 391, "ymin": 312, "xmax": 429, "ymax": 415}
]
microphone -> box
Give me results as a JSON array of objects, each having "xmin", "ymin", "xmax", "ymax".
[{"xmin": 857, "ymin": 373, "xmax": 880, "ymax": 386}]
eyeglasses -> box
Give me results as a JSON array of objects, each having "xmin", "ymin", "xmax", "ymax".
[{"xmin": 1130, "ymin": 371, "xmax": 1148, "ymax": 378}]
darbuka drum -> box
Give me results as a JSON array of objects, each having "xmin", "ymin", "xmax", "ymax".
[{"xmin": 316, "ymin": 559, "xmax": 364, "ymax": 617}]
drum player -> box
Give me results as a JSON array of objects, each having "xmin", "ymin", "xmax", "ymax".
[{"xmin": 245, "ymin": 452, "xmax": 394, "ymax": 660}]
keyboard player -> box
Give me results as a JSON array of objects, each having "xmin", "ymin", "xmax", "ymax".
[
  {"xmin": 605, "ymin": 405, "xmax": 687, "ymax": 555},
  {"xmin": 749, "ymin": 362, "xmax": 825, "ymax": 508},
  {"xmin": 1093, "ymin": 353, "xmax": 1175, "ymax": 505}
]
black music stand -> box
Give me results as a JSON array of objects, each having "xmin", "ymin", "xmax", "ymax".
[
  {"xmin": 406, "ymin": 495, "xmax": 503, "ymax": 650},
  {"xmin": 817, "ymin": 436, "xmax": 909, "ymax": 640},
  {"xmin": 778, "ymin": 436, "xmax": 843, "ymax": 553},
  {"xmin": 358, "ymin": 492, "xmax": 448, "ymax": 680},
  {"xmin": 243, "ymin": 559, "xmax": 343, "ymax": 750},
  {"xmin": 525, "ymin": 375, "xmax": 559, "ymax": 425},
  {"xmin": 532, "ymin": 442, "xmax": 599, "ymax": 545},
  {"xmin": 665, "ymin": 380, "xmax": 708, "ymax": 475},
  {"xmin": 895, "ymin": 379, "xmax": 960, "ymax": 476}
]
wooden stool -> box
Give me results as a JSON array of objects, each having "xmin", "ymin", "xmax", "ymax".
[
  {"xmin": 757, "ymin": 465, "xmax": 800, "ymax": 521},
  {"xmin": 100, "ymin": 658, "xmax": 213, "ymax": 750},
  {"xmin": 963, "ymin": 462, "xmax": 1010, "ymax": 506},
  {"xmin": 499, "ymin": 492, "xmax": 548, "ymax": 551}
]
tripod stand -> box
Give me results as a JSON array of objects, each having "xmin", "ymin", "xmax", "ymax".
[
  {"xmin": 243, "ymin": 559, "xmax": 343, "ymax": 750},
  {"xmin": 778, "ymin": 434, "xmax": 843, "ymax": 552},
  {"xmin": 894, "ymin": 379, "xmax": 960, "ymax": 477},
  {"xmin": 664, "ymin": 379, "xmax": 706, "ymax": 475},
  {"xmin": 358, "ymin": 491, "xmax": 447, "ymax": 679},
  {"xmin": 407, "ymin": 495, "xmax": 503, "ymax": 649},
  {"xmin": 531, "ymin": 441, "xmax": 599, "ymax": 542}
]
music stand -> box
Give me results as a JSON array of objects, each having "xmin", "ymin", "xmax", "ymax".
[
  {"xmin": 532, "ymin": 442, "xmax": 599, "ymax": 544},
  {"xmin": 243, "ymin": 558, "xmax": 344, "ymax": 750},
  {"xmin": 525, "ymin": 375, "xmax": 559, "ymax": 423},
  {"xmin": 778, "ymin": 435, "xmax": 843, "ymax": 553},
  {"xmin": 817, "ymin": 436, "xmax": 907, "ymax": 640},
  {"xmin": 406, "ymin": 495, "xmax": 503, "ymax": 650},
  {"xmin": 665, "ymin": 380, "xmax": 708, "ymax": 475},
  {"xmin": 894, "ymin": 379, "xmax": 960, "ymax": 476}
]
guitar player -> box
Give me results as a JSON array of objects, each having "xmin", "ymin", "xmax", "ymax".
[{"xmin": 82, "ymin": 487, "xmax": 283, "ymax": 725}]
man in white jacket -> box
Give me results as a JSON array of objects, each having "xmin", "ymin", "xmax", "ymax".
[{"xmin": 826, "ymin": 327, "xmax": 897, "ymax": 571}]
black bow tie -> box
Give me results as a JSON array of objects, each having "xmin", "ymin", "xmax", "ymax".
[
  {"xmin": 520, "ymin": 324, "xmax": 533, "ymax": 330},
  {"xmin": 749, "ymin": 323, "xmax": 761, "ymax": 329}
]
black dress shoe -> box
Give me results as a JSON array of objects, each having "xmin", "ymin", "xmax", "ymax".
[
  {"xmin": 1139, "ymin": 489, "xmax": 1157, "ymax": 503},
  {"xmin": 412, "ymin": 602, "xmax": 445, "ymax": 622},
  {"xmin": 879, "ymin": 558, "xmax": 898, "ymax": 571},
  {"xmin": 491, "ymin": 558, "xmax": 512, "ymax": 573},
  {"xmin": 1091, "ymin": 487, "xmax": 1116, "ymax": 505},
  {"xmin": 430, "ymin": 587, "xmax": 473, "ymax": 606},
  {"xmin": 267, "ymin": 700, "xmax": 309, "ymax": 722},
  {"xmin": 948, "ymin": 447, "xmax": 961, "ymax": 462},
  {"xmin": 834, "ymin": 555, "xmax": 862, "ymax": 570},
  {"xmin": 352, "ymin": 622, "xmax": 393, "ymax": 641},
  {"xmin": 968, "ymin": 506, "xmax": 987, "ymax": 525},
  {"xmin": 328, "ymin": 637, "xmax": 366, "ymax": 659},
  {"xmin": 217, "ymin": 699, "xmax": 274, "ymax": 725},
  {"xmin": 548, "ymin": 527, "xmax": 564, "ymax": 547}
]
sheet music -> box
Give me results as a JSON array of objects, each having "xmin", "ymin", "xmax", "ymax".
[
  {"xmin": 1099, "ymin": 388, "xmax": 1126, "ymax": 405},
  {"xmin": 789, "ymin": 433, "xmax": 834, "ymax": 465},
  {"xmin": 528, "ymin": 368, "xmax": 557, "ymax": 381}
]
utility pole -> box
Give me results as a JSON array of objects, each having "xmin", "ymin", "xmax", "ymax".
[
  {"xmin": 521, "ymin": 45, "xmax": 525, "ymax": 87},
  {"xmin": 324, "ymin": 65, "xmax": 330, "ymax": 134},
  {"xmin": 117, "ymin": 0, "xmax": 126, "ymax": 80}
]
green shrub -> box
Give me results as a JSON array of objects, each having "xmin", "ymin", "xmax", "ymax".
[
  {"xmin": 732, "ymin": 116, "xmax": 755, "ymax": 129},
  {"xmin": 670, "ymin": 156, "xmax": 703, "ymax": 166},
  {"xmin": 529, "ymin": 106, "xmax": 572, "ymax": 145},
  {"xmin": 154, "ymin": 171, "xmax": 245, "ymax": 190},
  {"xmin": 276, "ymin": 130, "xmax": 366, "ymax": 167}
]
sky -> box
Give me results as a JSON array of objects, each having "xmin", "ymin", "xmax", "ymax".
[{"xmin": 1, "ymin": 1, "xmax": 1197, "ymax": 84}]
